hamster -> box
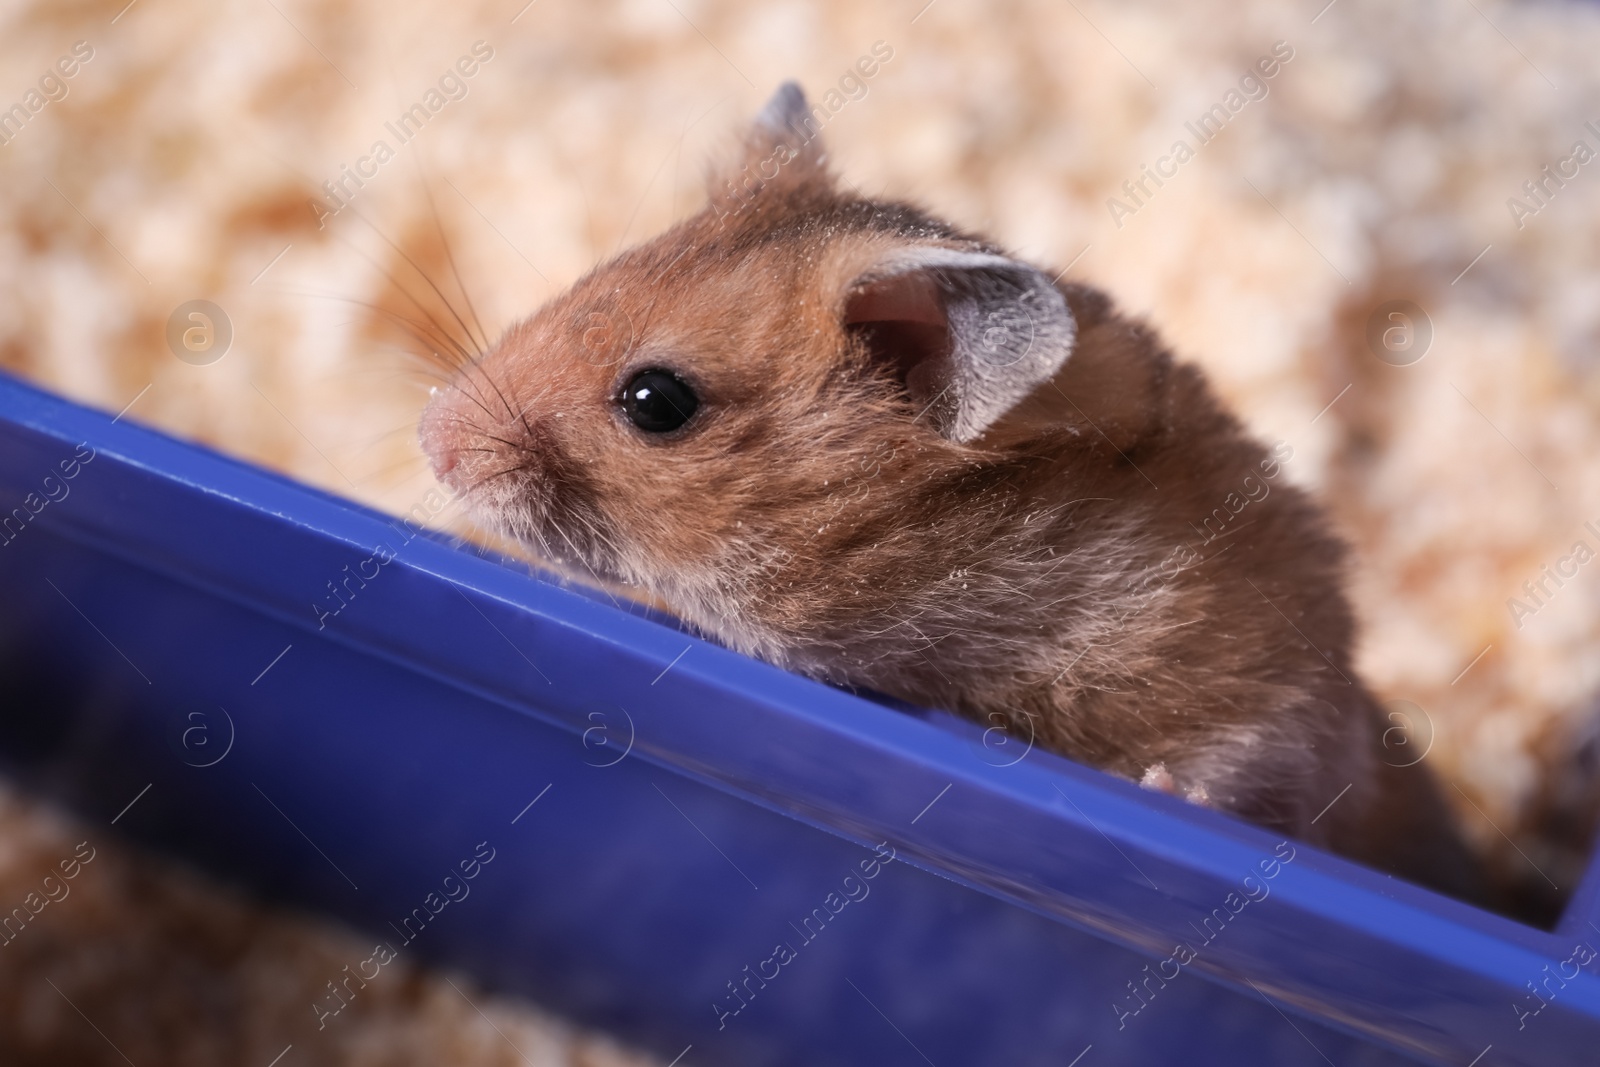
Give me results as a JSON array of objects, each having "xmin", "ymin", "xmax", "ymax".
[{"xmin": 420, "ymin": 83, "xmax": 1483, "ymax": 900}]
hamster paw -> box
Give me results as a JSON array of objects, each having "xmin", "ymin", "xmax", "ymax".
[
  {"xmin": 1139, "ymin": 762, "xmax": 1213, "ymax": 808},
  {"xmin": 1140, "ymin": 762, "xmax": 1177, "ymax": 792}
]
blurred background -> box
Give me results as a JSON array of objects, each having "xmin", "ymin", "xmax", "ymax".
[{"xmin": 3, "ymin": 0, "xmax": 1600, "ymax": 1061}]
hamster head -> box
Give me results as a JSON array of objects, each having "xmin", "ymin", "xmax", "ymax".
[{"xmin": 420, "ymin": 82, "xmax": 1081, "ymax": 661}]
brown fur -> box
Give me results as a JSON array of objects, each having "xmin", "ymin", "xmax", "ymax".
[{"xmin": 421, "ymin": 89, "xmax": 1482, "ymax": 901}]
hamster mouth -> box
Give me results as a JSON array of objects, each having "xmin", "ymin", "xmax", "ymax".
[
  {"xmin": 421, "ymin": 388, "xmax": 623, "ymax": 576},
  {"xmin": 448, "ymin": 459, "xmax": 598, "ymax": 573}
]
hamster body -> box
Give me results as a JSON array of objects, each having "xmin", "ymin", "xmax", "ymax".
[{"xmin": 421, "ymin": 84, "xmax": 1481, "ymax": 899}]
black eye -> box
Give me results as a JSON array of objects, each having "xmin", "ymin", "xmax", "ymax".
[{"xmin": 618, "ymin": 369, "xmax": 699, "ymax": 433}]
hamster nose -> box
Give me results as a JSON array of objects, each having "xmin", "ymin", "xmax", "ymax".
[
  {"xmin": 428, "ymin": 446, "xmax": 460, "ymax": 481},
  {"xmin": 419, "ymin": 395, "xmax": 466, "ymax": 484}
]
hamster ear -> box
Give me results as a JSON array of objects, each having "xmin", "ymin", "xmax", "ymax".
[
  {"xmin": 708, "ymin": 81, "xmax": 831, "ymax": 216},
  {"xmin": 843, "ymin": 249, "xmax": 1077, "ymax": 443}
]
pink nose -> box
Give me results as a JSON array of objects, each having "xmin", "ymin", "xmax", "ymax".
[
  {"xmin": 419, "ymin": 394, "xmax": 464, "ymax": 484},
  {"xmin": 428, "ymin": 446, "xmax": 459, "ymax": 481}
]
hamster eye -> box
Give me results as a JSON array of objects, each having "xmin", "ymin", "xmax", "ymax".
[{"xmin": 617, "ymin": 369, "xmax": 698, "ymax": 433}]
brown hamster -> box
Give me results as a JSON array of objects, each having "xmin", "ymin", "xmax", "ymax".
[{"xmin": 420, "ymin": 83, "xmax": 1482, "ymax": 900}]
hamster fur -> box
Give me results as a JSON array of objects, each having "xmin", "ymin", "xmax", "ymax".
[{"xmin": 420, "ymin": 83, "xmax": 1482, "ymax": 901}]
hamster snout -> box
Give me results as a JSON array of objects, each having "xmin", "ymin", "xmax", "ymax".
[
  {"xmin": 418, "ymin": 403, "xmax": 462, "ymax": 481},
  {"xmin": 418, "ymin": 82, "xmax": 1486, "ymax": 902}
]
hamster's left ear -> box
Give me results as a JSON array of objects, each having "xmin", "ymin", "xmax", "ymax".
[
  {"xmin": 708, "ymin": 81, "xmax": 832, "ymax": 217},
  {"xmin": 843, "ymin": 248, "xmax": 1077, "ymax": 443}
]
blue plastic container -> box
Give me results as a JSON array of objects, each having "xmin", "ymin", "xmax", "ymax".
[{"xmin": 0, "ymin": 369, "xmax": 1596, "ymax": 1066}]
